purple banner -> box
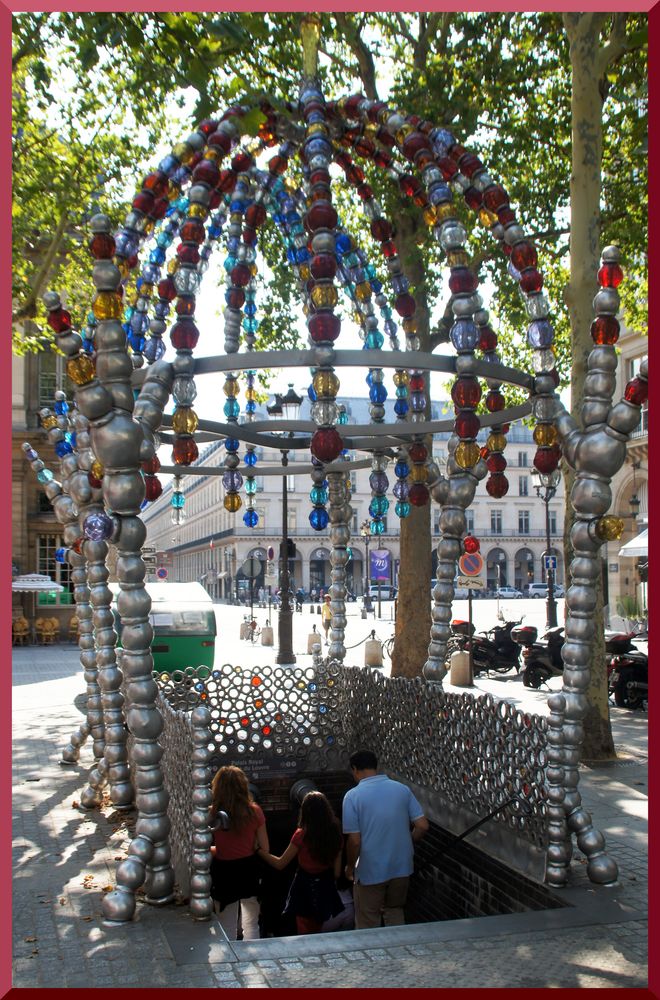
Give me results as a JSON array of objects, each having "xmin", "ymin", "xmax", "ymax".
[{"xmin": 370, "ymin": 549, "xmax": 391, "ymax": 582}]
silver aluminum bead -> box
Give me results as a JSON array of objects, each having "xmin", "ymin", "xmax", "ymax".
[
  {"xmin": 588, "ymin": 346, "xmax": 618, "ymax": 372},
  {"xmin": 103, "ymin": 472, "xmax": 144, "ymax": 514},
  {"xmin": 601, "ymin": 245, "xmax": 621, "ymax": 263},
  {"xmin": 570, "ymin": 478, "xmax": 612, "ymax": 517},
  {"xmin": 90, "ymin": 213, "xmax": 112, "ymax": 233},
  {"xmin": 95, "ymin": 319, "xmax": 127, "ymax": 350},
  {"xmin": 608, "ymin": 401, "xmax": 643, "ymax": 435},
  {"xmin": 584, "ymin": 371, "xmax": 616, "ymax": 398},
  {"xmin": 55, "ymin": 332, "xmax": 82, "ymax": 356},
  {"xmin": 172, "ymin": 354, "xmax": 195, "ymax": 376},
  {"xmin": 452, "ymin": 296, "xmax": 476, "ymax": 317},
  {"xmin": 189, "ymin": 184, "xmax": 211, "ymax": 206},
  {"xmin": 439, "ymin": 508, "xmax": 466, "ymax": 536},
  {"xmin": 92, "ymin": 260, "xmax": 121, "ymax": 290},
  {"xmin": 186, "ymin": 132, "xmax": 205, "ymax": 151},
  {"xmin": 311, "ymin": 232, "xmax": 336, "ymax": 253},
  {"xmin": 504, "ymin": 226, "xmax": 525, "ymax": 246},
  {"xmin": 312, "ymin": 346, "xmax": 335, "ymax": 367},
  {"xmin": 592, "ymin": 288, "xmax": 619, "ymax": 315},
  {"xmin": 474, "ymin": 309, "xmax": 489, "ymax": 325},
  {"xmin": 534, "ymin": 375, "xmax": 556, "ymax": 395},
  {"xmin": 455, "ymin": 354, "xmax": 477, "ymax": 375}
]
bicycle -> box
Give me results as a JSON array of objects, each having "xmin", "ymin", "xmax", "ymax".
[{"xmin": 248, "ymin": 618, "xmax": 261, "ymax": 643}]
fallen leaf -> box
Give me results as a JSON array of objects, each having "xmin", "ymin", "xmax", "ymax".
[
  {"xmin": 59, "ymin": 898, "xmax": 66, "ymax": 905},
  {"xmin": 31, "ymin": 949, "xmax": 39, "ymax": 956},
  {"xmin": 102, "ymin": 885, "xmax": 113, "ymax": 893},
  {"xmin": 24, "ymin": 937, "xmax": 37, "ymax": 943},
  {"xmin": 72, "ymin": 801, "xmax": 79, "ymax": 808},
  {"xmin": 82, "ymin": 916, "xmax": 93, "ymax": 922}
]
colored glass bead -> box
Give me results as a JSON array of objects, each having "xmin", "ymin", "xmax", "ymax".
[
  {"xmin": 172, "ymin": 407, "xmax": 199, "ymax": 435},
  {"xmin": 408, "ymin": 483, "xmax": 429, "ymax": 507},
  {"xmin": 92, "ymin": 292, "xmax": 123, "ymax": 320},
  {"xmin": 510, "ymin": 242, "xmax": 538, "ymax": 270},
  {"xmin": 485, "ymin": 390, "xmax": 505, "ymax": 412},
  {"xmin": 451, "ymin": 378, "xmax": 481, "ymax": 408},
  {"xmin": 455, "ymin": 411, "xmax": 480, "ymax": 439},
  {"xmin": 597, "ymin": 263, "xmax": 623, "ymax": 288},
  {"xmin": 66, "ymin": 355, "xmax": 96, "ymax": 385},
  {"xmin": 243, "ymin": 509, "xmax": 259, "ymax": 528},
  {"xmin": 310, "ymin": 507, "xmax": 329, "ymax": 530},
  {"xmin": 486, "ymin": 473, "xmax": 509, "ymax": 498},
  {"xmin": 590, "ymin": 315, "xmax": 620, "ymax": 345},
  {"xmin": 408, "ymin": 443, "xmax": 428, "ymax": 462},
  {"xmin": 311, "ymin": 428, "xmax": 343, "ymax": 463},
  {"xmin": 172, "ymin": 437, "xmax": 199, "ymax": 465},
  {"xmin": 308, "ymin": 312, "xmax": 341, "ymax": 342},
  {"xmin": 464, "ymin": 535, "xmax": 480, "ymax": 553},
  {"xmin": 595, "ymin": 515, "xmax": 624, "ymax": 541},
  {"xmin": 624, "ymin": 377, "xmax": 648, "ymax": 406},
  {"xmin": 534, "ymin": 447, "xmax": 559, "ymax": 474},
  {"xmin": 454, "ymin": 441, "xmax": 481, "ymax": 468},
  {"xmin": 224, "ymin": 493, "xmax": 242, "ymax": 513},
  {"xmin": 533, "ymin": 425, "xmax": 558, "ymax": 446},
  {"xmin": 395, "ymin": 501, "xmax": 411, "ymax": 518},
  {"xmin": 83, "ymin": 511, "xmax": 114, "ymax": 541},
  {"xmin": 144, "ymin": 476, "xmax": 163, "ymax": 501}
]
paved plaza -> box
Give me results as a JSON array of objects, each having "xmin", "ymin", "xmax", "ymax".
[{"xmin": 12, "ymin": 602, "xmax": 649, "ymax": 989}]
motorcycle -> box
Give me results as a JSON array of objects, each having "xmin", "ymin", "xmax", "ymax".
[
  {"xmin": 511, "ymin": 624, "xmax": 565, "ymax": 689},
  {"xmin": 446, "ymin": 619, "xmax": 522, "ymax": 675},
  {"xmin": 606, "ymin": 629, "xmax": 648, "ymax": 710}
]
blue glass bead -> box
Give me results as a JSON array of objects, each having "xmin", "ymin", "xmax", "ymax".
[
  {"xmin": 364, "ymin": 332, "xmax": 384, "ymax": 350},
  {"xmin": 172, "ymin": 166, "xmax": 190, "ymax": 185},
  {"xmin": 394, "ymin": 398, "xmax": 410, "ymax": 417},
  {"xmin": 242, "ymin": 318, "xmax": 259, "ymax": 333},
  {"xmin": 395, "ymin": 501, "xmax": 412, "ymax": 518},
  {"xmin": 173, "ymin": 197, "xmax": 189, "ymax": 212},
  {"xmin": 369, "ymin": 471, "xmax": 389, "ymax": 492},
  {"xmin": 200, "ymin": 245, "xmax": 212, "ymax": 260},
  {"xmin": 66, "ymin": 432, "xmax": 75, "ymax": 446},
  {"xmin": 450, "ymin": 319, "xmax": 479, "ymax": 351},
  {"xmin": 115, "ymin": 231, "xmax": 138, "ymax": 257},
  {"xmin": 286, "ymin": 247, "xmax": 297, "ymax": 264},
  {"xmin": 336, "ymin": 233, "xmax": 352, "ymax": 255},
  {"xmin": 295, "ymin": 247, "xmax": 310, "ymax": 263},
  {"xmin": 158, "ymin": 154, "xmax": 179, "ymax": 174},
  {"xmin": 55, "ymin": 441, "xmax": 73, "ymax": 457},
  {"xmin": 55, "ymin": 547, "xmax": 67, "ymax": 563},
  {"xmin": 371, "ymin": 278, "xmax": 383, "ymax": 294},
  {"xmin": 128, "ymin": 334, "xmax": 146, "ymax": 353},
  {"xmin": 393, "ymin": 480, "xmax": 410, "ymax": 500},
  {"xmin": 310, "ymin": 507, "xmax": 329, "ymax": 531},
  {"xmin": 171, "ymin": 492, "xmax": 185, "ymax": 509},
  {"xmin": 384, "ymin": 319, "xmax": 398, "ymax": 337},
  {"xmin": 156, "ymin": 231, "xmax": 174, "ymax": 248},
  {"xmin": 130, "ymin": 313, "xmax": 149, "ymax": 335},
  {"xmin": 144, "ymin": 337, "xmax": 166, "ymax": 363},
  {"xmin": 227, "ymin": 236, "xmax": 240, "ymax": 253},
  {"xmin": 84, "ymin": 511, "xmax": 114, "ymax": 541},
  {"xmin": 208, "ymin": 225, "xmax": 222, "ymax": 239},
  {"xmin": 431, "ymin": 128, "xmax": 455, "ymax": 154},
  {"xmin": 411, "ymin": 393, "xmax": 427, "ymax": 412},
  {"xmin": 527, "ymin": 319, "xmax": 554, "ymax": 349},
  {"xmin": 246, "ymin": 400, "xmax": 256, "ymax": 413},
  {"xmin": 244, "ymin": 301, "xmax": 257, "ymax": 316},
  {"xmin": 142, "ymin": 263, "xmax": 161, "ymax": 284},
  {"xmin": 24, "ymin": 447, "xmax": 38, "ymax": 462},
  {"xmin": 370, "ymin": 519, "xmax": 385, "ymax": 535},
  {"xmin": 365, "ymin": 371, "xmax": 374, "ymax": 387},
  {"xmin": 149, "ymin": 247, "xmax": 166, "ymax": 265},
  {"xmin": 229, "ymin": 199, "xmax": 246, "ymax": 214},
  {"xmin": 305, "ymin": 137, "xmax": 332, "ymax": 158},
  {"xmin": 224, "ymin": 255, "xmax": 237, "ymax": 272},
  {"xmin": 223, "ymin": 399, "xmax": 240, "ymax": 419},
  {"xmin": 243, "ymin": 509, "xmax": 259, "ymax": 528},
  {"xmin": 338, "ymin": 411, "xmax": 349, "ymax": 426},
  {"xmin": 395, "ymin": 386, "xmax": 409, "ymax": 400},
  {"xmin": 345, "ymin": 253, "xmax": 359, "ymax": 268},
  {"xmin": 395, "ymin": 460, "xmax": 409, "ymax": 478},
  {"xmin": 244, "ymin": 450, "xmax": 258, "ymax": 467},
  {"xmin": 428, "ymin": 182, "xmax": 452, "ymax": 205},
  {"xmin": 140, "ymin": 499, "xmax": 149, "ymax": 510},
  {"xmin": 391, "ymin": 274, "xmax": 410, "ymax": 294},
  {"xmin": 225, "ymin": 438, "xmax": 240, "ymax": 452},
  {"xmin": 369, "ymin": 495, "xmax": 390, "ymax": 517},
  {"xmin": 36, "ymin": 469, "xmax": 53, "ymax": 484},
  {"xmin": 365, "ymin": 263, "xmax": 376, "ymax": 279},
  {"xmin": 369, "ymin": 383, "xmax": 388, "ymax": 404},
  {"xmin": 154, "ymin": 301, "xmax": 169, "ymax": 319},
  {"xmin": 308, "ymin": 384, "xmax": 317, "ymax": 402},
  {"xmin": 310, "ymin": 486, "xmax": 328, "ymax": 505},
  {"xmin": 245, "ymin": 478, "xmax": 257, "ymax": 495},
  {"xmin": 54, "ymin": 399, "xmax": 69, "ymax": 415},
  {"xmin": 223, "ymin": 470, "xmax": 243, "ymax": 491}
]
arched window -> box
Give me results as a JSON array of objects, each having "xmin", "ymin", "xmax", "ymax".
[
  {"xmin": 514, "ymin": 547, "xmax": 535, "ymax": 591},
  {"xmin": 486, "ymin": 548, "xmax": 507, "ymax": 589}
]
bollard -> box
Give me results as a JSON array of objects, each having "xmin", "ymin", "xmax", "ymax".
[
  {"xmin": 316, "ymin": 605, "xmax": 321, "ymax": 615},
  {"xmin": 449, "ymin": 649, "xmax": 473, "ymax": 686},
  {"xmin": 307, "ymin": 625, "xmax": 321, "ymax": 654},
  {"xmin": 261, "ymin": 625, "xmax": 273, "ymax": 646},
  {"xmin": 310, "ymin": 605, "xmax": 314, "ymax": 614},
  {"xmin": 361, "ymin": 609, "xmax": 367, "ymax": 620},
  {"xmin": 290, "ymin": 778, "xmax": 318, "ymax": 807},
  {"xmin": 239, "ymin": 621, "xmax": 249, "ymax": 640},
  {"xmin": 364, "ymin": 631, "xmax": 383, "ymax": 668}
]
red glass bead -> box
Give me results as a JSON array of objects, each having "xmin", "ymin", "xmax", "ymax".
[
  {"xmin": 451, "ymin": 377, "xmax": 481, "ymax": 408},
  {"xmin": 230, "ymin": 263, "xmax": 251, "ymax": 287},
  {"xmin": 47, "ymin": 308, "xmax": 72, "ymax": 333},
  {"xmin": 437, "ymin": 157, "xmax": 458, "ymax": 180},
  {"xmin": 486, "ymin": 473, "xmax": 509, "ymax": 498},
  {"xmin": 170, "ymin": 321, "xmax": 200, "ymax": 350},
  {"xmin": 157, "ymin": 277, "xmax": 177, "ymax": 301},
  {"xmin": 597, "ymin": 263, "xmax": 624, "ymax": 288},
  {"xmin": 245, "ymin": 204, "xmax": 267, "ymax": 228},
  {"xmin": 408, "ymin": 442, "xmax": 428, "ymax": 462},
  {"xmin": 88, "ymin": 472, "xmax": 103, "ymax": 489},
  {"xmin": 180, "ymin": 220, "xmax": 206, "ymax": 244},
  {"xmin": 519, "ymin": 269, "xmax": 543, "ymax": 293},
  {"xmin": 450, "ymin": 143, "xmax": 466, "ymax": 159},
  {"xmin": 486, "ymin": 453, "xmax": 507, "ymax": 473},
  {"xmin": 464, "ymin": 535, "xmax": 480, "ymax": 554},
  {"xmin": 306, "ymin": 201, "xmax": 338, "ymax": 232},
  {"xmin": 398, "ymin": 174, "xmax": 418, "ymax": 197},
  {"xmin": 344, "ymin": 94, "xmax": 365, "ymax": 117},
  {"xmin": 242, "ymin": 226, "xmax": 257, "ymax": 245},
  {"xmin": 310, "ymin": 187, "xmax": 331, "ymax": 202},
  {"xmin": 455, "ymin": 411, "xmax": 480, "ymax": 439},
  {"xmin": 480, "ymin": 446, "xmax": 490, "ymax": 460},
  {"xmin": 72, "ymin": 537, "xmax": 84, "ymax": 554},
  {"xmin": 497, "ymin": 206, "xmax": 516, "ymax": 226},
  {"xmin": 346, "ymin": 164, "xmax": 364, "ymax": 185},
  {"xmin": 226, "ymin": 287, "xmax": 245, "ymax": 309},
  {"xmin": 394, "ymin": 293, "xmax": 416, "ymax": 318},
  {"xmin": 478, "ymin": 326, "xmax": 498, "ymax": 352},
  {"xmin": 308, "ymin": 312, "xmax": 341, "ymax": 342},
  {"xmin": 500, "ymin": 423, "xmax": 511, "ymax": 434},
  {"xmin": 409, "ymin": 374, "xmax": 425, "ymax": 392},
  {"xmin": 354, "ymin": 137, "xmax": 376, "ymax": 158},
  {"xmin": 309, "ymin": 168, "xmax": 331, "ymax": 186},
  {"xmin": 408, "ymin": 483, "xmax": 429, "ymax": 507},
  {"xmin": 143, "ymin": 170, "xmax": 168, "ymax": 195},
  {"xmin": 132, "ymin": 191, "xmax": 155, "ymax": 214},
  {"xmin": 408, "ymin": 114, "xmax": 422, "ymax": 127},
  {"xmin": 485, "ymin": 390, "xmax": 505, "ymax": 412},
  {"xmin": 268, "ymin": 155, "xmax": 288, "ymax": 175},
  {"xmin": 533, "ymin": 447, "xmax": 559, "ymax": 474},
  {"xmin": 89, "ymin": 233, "xmax": 116, "ymax": 259},
  {"xmin": 144, "ymin": 475, "xmax": 163, "ymax": 501},
  {"xmin": 374, "ymin": 150, "xmax": 392, "ymax": 169},
  {"xmin": 381, "ymin": 240, "xmax": 397, "ymax": 258},
  {"xmin": 449, "ymin": 268, "xmax": 477, "ymax": 294},
  {"xmin": 464, "ymin": 187, "xmax": 482, "ymax": 210},
  {"xmin": 231, "ymin": 151, "xmax": 253, "ymax": 172},
  {"xmin": 141, "ymin": 455, "xmax": 161, "ymax": 474},
  {"xmin": 357, "ymin": 183, "xmax": 373, "ymax": 201},
  {"xmin": 311, "ymin": 255, "xmax": 337, "ymax": 279},
  {"xmin": 590, "ymin": 315, "xmax": 620, "ymax": 345},
  {"xmin": 624, "ymin": 377, "xmax": 648, "ymax": 406},
  {"xmin": 510, "ymin": 242, "xmax": 538, "ymax": 270},
  {"xmin": 217, "ymin": 170, "xmax": 237, "ymax": 193},
  {"xmin": 311, "ymin": 427, "xmax": 344, "ymax": 463},
  {"xmin": 152, "ymin": 197, "xmax": 169, "ymax": 220},
  {"xmin": 458, "ymin": 153, "xmax": 483, "ymax": 178},
  {"xmin": 197, "ymin": 118, "xmax": 218, "ymax": 136},
  {"xmin": 177, "ymin": 245, "xmax": 200, "ymax": 265},
  {"xmin": 483, "ymin": 185, "xmax": 508, "ymax": 212},
  {"xmin": 192, "ymin": 159, "xmax": 220, "ymax": 187},
  {"xmin": 189, "ymin": 151, "xmax": 203, "ymax": 170},
  {"xmin": 402, "ymin": 132, "xmax": 430, "ymax": 161},
  {"xmin": 172, "ymin": 437, "xmax": 199, "ymax": 466}
]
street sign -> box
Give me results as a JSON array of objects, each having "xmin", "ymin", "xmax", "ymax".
[
  {"xmin": 156, "ymin": 567, "xmax": 168, "ymax": 580},
  {"xmin": 155, "ymin": 551, "xmax": 173, "ymax": 566},
  {"xmin": 241, "ymin": 557, "xmax": 262, "ymax": 579},
  {"xmin": 459, "ymin": 552, "xmax": 484, "ymax": 577},
  {"xmin": 457, "ymin": 575, "xmax": 485, "ymax": 590},
  {"xmin": 142, "ymin": 554, "xmax": 157, "ymax": 564},
  {"xmin": 544, "ymin": 555, "xmax": 557, "ymax": 570},
  {"xmin": 143, "ymin": 546, "xmax": 156, "ymax": 554}
]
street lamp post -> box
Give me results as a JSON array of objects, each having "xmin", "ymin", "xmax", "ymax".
[
  {"xmin": 531, "ymin": 467, "xmax": 561, "ymax": 630},
  {"xmin": 267, "ymin": 385, "xmax": 303, "ymax": 665},
  {"xmin": 360, "ymin": 518, "xmax": 373, "ymax": 612}
]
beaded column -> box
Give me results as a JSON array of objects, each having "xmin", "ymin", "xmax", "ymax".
[
  {"xmin": 327, "ymin": 471, "xmax": 350, "ymax": 662},
  {"xmin": 189, "ymin": 705, "xmax": 214, "ymax": 921},
  {"xmin": 551, "ymin": 247, "xmax": 646, "ymax": 884},
  {"xmin": 544, "ymin": 693, "xmax": 571, "ymax": 887}
]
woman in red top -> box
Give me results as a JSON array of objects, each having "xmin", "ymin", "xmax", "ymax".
[
  {"xmin": 257, "ymin": 791, "xmax": 345, "ymax": 934},
  {"xmin": 210, "ymin": 766, "xmax": 269, "ymax": 940}
]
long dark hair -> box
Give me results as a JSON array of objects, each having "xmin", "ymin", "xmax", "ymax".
[
  {"xmin": 211, "ymin": 765, "xmax": 254, "ymax": 831},
  {"xmin": 298, "ymin": 791, "xmax": 342, "ymax": 867}
]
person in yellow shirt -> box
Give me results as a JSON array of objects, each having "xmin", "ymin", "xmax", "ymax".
[{"xmin": 321, "ymin": 594, "xmax": 332, "ymax": 645}]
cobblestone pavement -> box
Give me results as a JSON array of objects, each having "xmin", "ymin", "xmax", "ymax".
[{"xmin": 12, "ymin": 636, "xmax": 648, "ymax": 989}]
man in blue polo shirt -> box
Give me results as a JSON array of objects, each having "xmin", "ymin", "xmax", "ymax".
[{"xmin": 342, "ymin": 749, "xmax": 429, "ymax": 929}]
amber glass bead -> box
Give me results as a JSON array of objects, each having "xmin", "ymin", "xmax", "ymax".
[
  {"xmin": 188, "ymin": 204, "xmax": 208, "ymax": 219},
  {"xmin": 172, "ymin": 437, "xmax": 199, "ymax": 466},
  {"xmin": 40, "ymin": 414, "xmax": 58, "ymax": 429},
  {"xmin": 355, "ymin": 282, "xmax": 372, "ymax": 301},
  {"xmin": 486, "ymin": 433, "xmax": 507, "ymax": 453},
  {"xmin": 393, "ymin": 370, "xmax": 409, "ymax": 387},
  {"xmin": 224, "ymin": 493, "xmax": 242, "ymax": 513},
  {"xmin": 311, "ymin": 284, "xmax": 338, "ymax": 308},
  {"xmin": 91, "ymin": 459, "xmax": 104, "ymax": 479},
  {"xmin": 66, "ymin": 355, "xmax": 96, "ymax": 385},
  {"xmin": 410, "ymin": 465, "xmax": 428, "ymax": 482},
  {"xmin": 478, "ymin": 208, "xmax": 498, "ymax": 227},
  {"xmin": 595, "ymin": 516, "xmax": 624, "ymax": 541},
  {"xmin": 435, "ymin": 203, "xmax": 457, "ymax": 223},
  {"xmin": 455, "ymin": 441, "xmax": 481, "ymax": 469},
  {"xmin": 223, "ymin": 377, "xmax": 239, "ymax": 398},
  {"xmin": 402, "ymin": 318, "xmax": 418, "ymax": 334},
  {"xmin": 245, "ymin": 388, "xmax": 257, "ymax": 402},
  {"xmin": 590, "ymin": 315, "xmax": 620, "ymax": 345},
  {"xmin": 173, "ymin": 142, "xmax": 195, "ymax": 164},
  {"xmin": 172, "ymin": 407, "xmax": 199, "ymax": 435},
  {"xmin": 313, "ymin": 371, "xmax": 340, "ymax": 398},
  {"xmin": 533, "ymin": 424, "xmax": 558, "ymax": 447}
]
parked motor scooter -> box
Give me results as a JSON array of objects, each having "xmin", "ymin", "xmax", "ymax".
[
  {"xmin": 446, "ymin": 619, "xmax": 522, "ymax": 675},
  {"xmin": 511, "ymin": 624, "xmax": 565, "ymax": 688},
  {"xmin": 606, "ymin": 629, "xmax": 648, "ymax": 709}
]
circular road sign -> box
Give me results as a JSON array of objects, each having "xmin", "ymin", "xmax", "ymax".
[
  {"xmin": 241, "ymin": 557, "xmax": 262, "ymax": 579},
  {"xmin": 156, "ymin": 567, "xmax": 168, "ymax": 580},
  {"xmin": 459, "ymin": 552, "xmax": 484, "ymax": 577}
]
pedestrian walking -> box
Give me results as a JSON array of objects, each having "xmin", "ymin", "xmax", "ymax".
[
  {"xmin": 321, "ymin": 594, "xmax": 332, "ymax": 644},
  {"xmin": 210, "ymin": 765, "xmax": 269, "ymax": 940},
  {"xmin": 342, "ymin": 749, "xmax": 428, "ymax": 929},
  {"xmin": 256, "ymin": 791, "xmax": 345, "ymax": 935}
]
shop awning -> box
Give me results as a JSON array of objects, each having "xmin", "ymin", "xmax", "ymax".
[{"xmin": 618, "ymin": 529, "xmax": 648, "ymax": 558}]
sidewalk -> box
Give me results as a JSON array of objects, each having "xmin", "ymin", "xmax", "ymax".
[{"xmin": 12, "ymin": 624, "xmax": 648, "ymax": 989}]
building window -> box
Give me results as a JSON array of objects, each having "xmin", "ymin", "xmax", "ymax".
[
  {"xmin": 519, "ymin": 476, "xmax": 529, "ymax": 496},
  {"xmin": 490, "ymin": 510, "xmax": 502, "ymax": 533},
  {"xmin": 287, "ymin": 474, "xmax": 295, "ymax": 492},
  {"xmin": 38, "ymin": 353, "xmax": 72, "ymax": 409},
  {"xmin": 351, "ymin": 508, "xmax": 358, "ymax": 534},
  {"xmin": 36, "ymin": 533, "xmax": 73, "ymax": 606},
  {"xmin": 518, "ymin": 451, "xmax": 528, "ymax": 468},
  {"xmin": 381, "ymin": 516, "xmax": 388, "ymax": 534},
  {"xmin": 287, "ymin": 508, "xmax": 297, "ymax": 534},
  {"xmin": 433, "ymin": 509, "xmax": 441, "ymax": 534},
  {"xmin": 518, "ymin": 510, "xmax": 530, "ymax": 534},
  {"xmin": 549, "ymin": 510, "xmax": 558, "ymax": 534},
  {"xmin": 465, "ymin": 510, "xmax": 475, "ymax": 534},
  {"xmin": 350, "ymin": 472, "xmax": 357, "ymax": 493}
]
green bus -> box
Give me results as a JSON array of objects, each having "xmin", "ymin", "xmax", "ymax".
[{"xmin": 110, "ymin": 581, "xmax": 216, "ymax": 672}]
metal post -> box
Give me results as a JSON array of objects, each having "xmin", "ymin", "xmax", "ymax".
[
  {"xmin": 277, "ymin": 451, "xmax": 295, "ymax": 664},
  {"xmin": 545, "ymin": 493, "xmax": 558, "ymax": 629},
  {"xmin": 467, "ymin": 587, "xmax": 474, "ymax": 684}
]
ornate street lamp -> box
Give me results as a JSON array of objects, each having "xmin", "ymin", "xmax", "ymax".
[
  {"xmin": 268, "ymin": 385, "xmax": 303, "ymax": 664},
  {"xmin": 360, "ymin": 518, "xmax": 373, "ymax": 612},
  {"xmin": 531, "ymin": 467, "xmax": 561, "ymax": 629}
]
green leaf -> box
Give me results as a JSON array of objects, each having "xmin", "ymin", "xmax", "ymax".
[{"xmin": 240, "ymin": 106, "xmax": 266, "ymax": 137}]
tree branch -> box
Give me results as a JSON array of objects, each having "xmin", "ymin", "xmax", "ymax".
[
  {"xmin": 597, "ymin": 13, "xmax": 630, "ymax": 77},
  {"xmin": 334, "ymin": 14, "xmax": 379, "ymax": 100},
  {"xmin": 13, "ymin": 209, "xmax": 70, "ymax": 322},
  {"xmin": 12, "ymin": 13, "xmax": 51, "ymax": 70}
]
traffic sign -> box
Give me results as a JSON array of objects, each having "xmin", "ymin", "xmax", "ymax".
[
  {"xmin": 142, "ymin": 554, "xmax": 157, "ymax": 564},
  {"xmin": 156, "ymin": 567, "xmax": 168, "ymax": 580},
  {"xmin": 143, "ymin": 546, "xmax": 156, "ymax": 554},
  {"xmin": 241, "ymin": 557, "xmax": 262, "ymax": 579},
  {"xmin": 459, "ymin": 552, "xmax": 484, "ymax": 577},
  {"xmin": 457, "ymin": 575, "xmax": 485, "ymax": 590},
  {"xmin": 544, "ymin": 555, "xmax": 557, "ymax": 570}
]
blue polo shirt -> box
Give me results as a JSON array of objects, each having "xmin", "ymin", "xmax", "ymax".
[{"xmin": 342, "ymin": 774, "xmax": 424, "ymax": 885}]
